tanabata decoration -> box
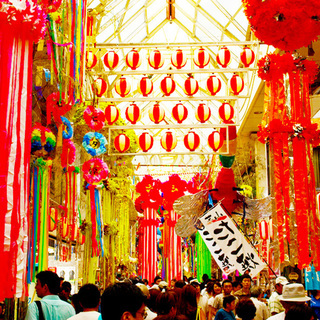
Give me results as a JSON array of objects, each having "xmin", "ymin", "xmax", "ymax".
[
  {"xmin": 61, "ymin": 116, "xmax": 73, "ymax": 139},
  {"xmin": 82, "ymin": 158, "xmax": 109, "ymax": 185},
  {"xmin": 187, "ymin": 172, "xmax": 213, "ymax": 194},
  {"xmin": 46, "ymin": 92, "xmax": 72, "ymax": 125},
  {"xmin": 61, "ymin": 139, "xmax": 76, "ymax": 168},
  {"xmin": 31, "ymin": 124, "xmax": 57, "ymax": 158},
  {"xmin": 83, "ymin": 105, "xmax": 105, "ymax": 131},
  {"xmin": 82, "ymin": 132, "xmax": 107, "ymax": 156}
]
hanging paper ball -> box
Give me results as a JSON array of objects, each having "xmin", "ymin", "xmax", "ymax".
[
  {"xmin": 208, "ymin": 131, "xmax": 224, "ymax": 152},
  {"xmin": 160, "ymin": 76, "xmax": 176, "ymax": 96},
  {"xmin": 196, "ymin": 103, "xmax": 211, "ymax": 123},
  {"xmin": 82, "ymin": 132, "xmax": 108, "ymax": 156},
  {"xmin": 148, "ymin": 49, "xmax": 164, "ymax": 69},
  {"xmin": 184, "ymin": 76, "xmax": 199, "ymax": 96},
  {"xmin": 125, "ymin": 103, "xmax": 141, "ymax": 124},
  {"xmin": 219, "ymin": 102, "xmax": 235, "ymax": 123},
  {"xmin": 103, "ymin": 50, "xmax": 119, "ymax": 69},
  {"xmin": 49, "ymin": 207, "xmax": 57, "ymax": 232},
  {"xmin": 138, "ymin": 76, "xmax": 153, "ymax": 97},
  {"xmin": 220, "ymin": 121, "xmax": 237, "ymax": 140},
  {"xmin": 82, "ymin": 158, "xmax": 109, "ymax": 183},
  {"xmin": 172, "ymin": 103, "xmax": 188, "ymax": 124},
  {"xmin": 139, "ymin": 132, "xmax": 154, "ymax": 152},
  {"xmin": 193, "ymin": 47, "xmax": 210, "ymax": 68},
  {"xmin": 83, "ymin": 105, "xmax": 105, "ymax": 131},
  {"xmin": 105, "ymin": 104, "xmax": 119, "ymax": 125},
  {"xmin": 86, "ymin": 51, "xmax": 97, "ymax": 69},
  {"xmin": 114, "ymin": 133, "xmax": 130, "ymax": 153},
  {"xmin": 31, "ymin": 125, "xmax": 56, "ymax": 157},
  {"xmin": 240, "ymin": 47, "xmax": 255, "ymax": 68},
  {"xmin": 259, "ymin": 220, "xmax": 269, "ymax": 240},
  {"xmin": 126, "ymin": 49, "xmax": 141, "ymax": 70},
  {"xmin": 171, "ymin": 48, "xmax": 187, "ymax": 69},
  {"xmin": 149, "ymin": 103, "xmax": 165, "ymax": 124},
  {"xmin": 92, "ymin": 78, "xmax": 108, "ymax": 97},
  {"xmin": 206, "ymin": 74, "xmax": 222, "ymax": 96},
  {"xmin": 216, "ymin": 46, "xmax": 231, "ymax": 68},
  {"xmin": 229, "ymin": 74, "xmax": 244, "ymax": 95},
  {"xmin": 161, "ymin": 131, "xmax": 177, "ymax": 152},
  {"xmin": 115, "ymin": 76, "xmax": 131, "ymax": 97},
  {"xmin": 184, "ymin": 131, "xmax": 200, "ymax": 151}
]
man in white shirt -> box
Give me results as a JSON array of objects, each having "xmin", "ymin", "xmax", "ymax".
[
  {"xmin": 268, "ymin": 276, "xmax": 288, "ymax": 316},
  {"xmin": 250, "ymin": 286, "xmax": 269, "ymax": 320}
]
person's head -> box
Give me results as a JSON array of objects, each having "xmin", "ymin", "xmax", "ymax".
[
  {"xmin": 222, "ymin": 280, "xmax": 233, "ymax": 295},
  {"xmin": 78, "ymin": 284, "xmax": 100, "ymax": 310},
  {"xmin": 232, "ymin": 281, "xmax": 242, "ymax": 292},
  {"xmin": 241, "ymin": 275, "xmax": 252, "ymax": 290},
  {"xmin": 143, "ymin": 279, "xmax": 149, "ymax": 286},
  {"xmin": 170, "ymin": 279, "xmax": 176, "ymax": 288},
  {"xmin": 236, "ymin": 299, "xmax": 256, "ymax": 320},
  {"xmin": 190, "ymin": 279, "xmax": 201, "ymax": 295},
  {"xmin": 36, "ymin": 271, "xmax": 61, "ymax": 297},
  {"xmin": 136, "ymin": 283, "xmax": 150, "ymax": 299},
  {"xmin": 178, "ymin": 285, "xmax": 198, "ymax": 320},
  {"xmin": 279, "ymin": 284, "xmax": 311, "ymax": 313},
  {"xmin": 275, "ymin": 276, "xmax": 289, "ymax": 294},
  {"xmin": 159, "ymin": 281, "xmax": 169, "ymax": 291},
  {"xmin": 285, "ymin": 304, "xmax": 315, "ymax": 320},
  {"xmin": 101, "ymin": 282, "xmax": 147, "ymax": 320},
  {"xmin": 174, "ymin": 280, "xmax": 185, "ymax": 289},
  {"xmin": 156, "ymin": 291, "xmax": 178, "ymax": 315},
  {"xmin": 250, "ymin": 286, "xmax": 262, "ymax": 299},
  {"xmin": 71, "ymin": 293, "xmax": 83, "ymax": 314},
  {"xmin": 213, "ymin": 282, "xmax": 222, "ymax": 295},
  {"xmin": 59, "ymin": 281, "xmax": 72, "ymax": 300},
  {"xmin": 223, "ymin": 295, "xmax": 236, "ymax": 311},
  {"xmin": 147, "ymin": 288, "xmax": 161, "ymax": 313},
  {"xmin": 202, "ymin": 274, "xmax": 209, "ymax": 283},
  {"xmin": 154, "ymin": 276, "xmax": 162, "ymax": 285}
]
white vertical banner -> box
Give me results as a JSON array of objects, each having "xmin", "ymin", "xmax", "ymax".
[{"xmin": 198, "ymin": 204, "xmax": 266, "ymax": 278}]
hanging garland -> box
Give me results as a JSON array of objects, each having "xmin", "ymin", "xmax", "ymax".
[
  {"xmin": 82, "ymin": 132, "xmax": 107, "ymax": 156},
  {"xmin": 46, "ymin": 92, "xmax": 72, "ymax": 125},
  {"xmin": 61, "ymin": 139, "xmax": 76, "ymax": 167},
  {"xmin": 61, "ymin": 116, "xmax": 73, "ymax": 139},
  {"xmin": 31, "ymin": 124, "xmax": 56, "ymax": 156},
  {"xmin": 83, "ymin": 105, "xmax": 105, "ymax": 131},
  {"xmin": 82, "ymin": 158, "xmax": 109, "ymax": 184}
]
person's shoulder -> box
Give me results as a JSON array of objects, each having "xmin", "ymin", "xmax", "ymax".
[
  {"xmin": 267, "ymin": 311, "xmax": 285, "ymax": 320},
  {"xmin": 234, "ymin": 289, "xmax": 243, "ymax": 295}
]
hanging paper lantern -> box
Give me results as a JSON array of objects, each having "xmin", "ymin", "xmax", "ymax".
[
  {"xmin": 208, "ymin": 131, "xmax": 224, "ymax": 152},
  {"xmin": 139, "ymin": 132, "xmax": 154, "ymax": 152},
  {"xmin": 184, "ymin": 131, "xmax": 200, "ymax": 151},
  {"xmin": 105, "ymin": 104, "xmax": 119, "ymax": 125},
  {"xmin": 114, "ymin": 133, "xmax": 130, "ymax": 153},
  {"xmin": 172, "ymin": 103, "xmax": 188, "ymax": 124},
  {"xmin": 193, "ymin": 47, "xmax": 210, "ymax": 68},
  {"xmin": 149, "ymin": 103, "xmax": 165, "ymax": 124},
  {"xmin": 125, "ymin": 103, "xmax": 141, "ymax": 124},
  {"xmin": 229, "ymin": 74, "xmax": 244, "ymax": 95},
  {"xmin": 103, "ymin": 50, "xmax": 119, "ymax": 69},
  {"xmin": 92, "ymin": 78, "xmax": 108, "ymax": 97},
  {"xmin": 184, "ymin": 76, "xmax": 199, "ymax": 96},
  {"xmin": 269, "ymin": 219, "xmax": 274, "ymax": 240},
  {"xmin": 196, "ymin": 103, "xmax": 211, "ymax": 123},
  {"xmin": 115, "ymin": 77, "xmax": 131, "ymax": 97},
  {"xmin": 219, "ymin": 102, "xmax": 235, "ymax": 123},
  {"xmin": 161, "ymin": 131, "xmax": 177, "ymax": 152},
  {"xmin": 126, "ymin": 49, "xmax": 141, "ymax": 70},
  {"xmin": 148, "ymin": 49, "xmax": 164, "ymax": 69},
  {"xmin": 86, "ymin": 51, "xmax": 97, "ymax": 69},
  {"xmin": 206, "ymin": 75, "xmax": 222, "ymax": 96},
  {"xmin": 220, "ymin": 121, "xmax": 237, "ymax": 140},
  {"xmin": 160, "ymin": 76, "xmax": 176, "ymax": 96},
  {"xmin": 259, "ymin": 220, "xmax": 269, "ymax": 240},
  {"xmin": 240, "ymin": 47, "xmax": 255, "ymax": 68},
  {"xmin": 171, "ymin": 48, "xmax": 187, "ymax": 69},
  {"xmin": 138, "ymin": 76, "xmax": 153, "ymax": 97},
  {"xmin": 49, "ymin": 207, "xmax": 57, "ymax": 232},
  {"xmin": 216, "ymin": 46, "xmax": 231, "ymax": 68}
]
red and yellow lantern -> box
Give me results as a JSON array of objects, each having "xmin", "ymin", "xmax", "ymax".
[
  {"xmin": 259, "ymin": 220, "xmax": 269, "ymax": 240},
  {"xmin": 115, "ymin": 76, "xmax": 131, "ymax": 97},
  {"xmin": 160, "ymin": 76, "xmax": 176, "ymax": 96},
  {"xmin": 208, "ymin": 131, "xmax": 224, "ymax": 152},
  {"xmin": 240, "ymin": 47, "xmax": 255, "ymax": 67},
  {"xmin": 139, "ymin": 132, "xmax": 154, "ymax": 152},
  {"xmin": 86, "ymin": 51, "xmax": 97, "ymax": 69},
  {"xmin": 161, "ymin": 131, "xmax": 177, "ymax": 152},
  {"xmin": 184, "ymin": 76, "xmax": 199, "ymax": 96},
  {"xmin": 193, "ymin": 47, "xmax": 210, "ymax": 68},
  {"xmin": 114, "ymin": 133, "xmax": 130, "ymax": 153},
  {"xmin": 172, "ymin": 103, "xmax": 188, "ymax": 124},
  {"xmin": 148, "ymin": 49, "xmax": 164, "ymax": 69},
  {"xmin": 219, "ymin": 102, "xmax": 234, "ymax": 123},
  {"xmin": 171, "ymin": 48, "xmax": 187, "ymax": 69},
  {"xmin": 138, "ymin": 76, "xmax": 153, "ymax": 97},
  {"xmin": 206, "ymin": 75, "xmax": 221, "ymax": 96},
  {"xmin": 196, "ymin": 103, "xmax": 211, "ymax": 123},
  {"xmin": 105, "ymin": 104, "xmax": 119, "ymax": 125},
  {"xmin": 149, "ymin": 103, "xmax": 165, "ymax": 124},
  {"xmin": 49, "ymin": 207, "xmax": 57, "ymax": 232},
  {"xmin": 125, "ymin": 103, "xmax": 141, "ymax": 124},
  {"xmin": 216, "ymin": 46, "xmax": 231, "ymax": 68},
  {"xmin": 229, "ymin": 74, "xmax": 244, "ymax": 95},
  {"xmin": 92, "ymin": 77, "xmax": 108, "ymax": 97},
  {"xmin": 126, "ymin": 49, "xmax": 141, "ymax": 70},
  {"xmin": 184, "ymin": 131, "xmax": 200, "ymax": 151},
  {"xmin": 103, "ymin": 50, "xmax": 119, "ymax": 69}
]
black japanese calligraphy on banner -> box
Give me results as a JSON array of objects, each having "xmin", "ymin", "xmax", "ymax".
[{"xmin": 199, "ymin": 204, "xmax": 266, "ymax": 277}]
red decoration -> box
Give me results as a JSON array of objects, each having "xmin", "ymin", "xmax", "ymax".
[
  {"xmin": 184, "ymin": 131, "xmax": 200, "ymax": 151},
  {"xmin": 229, "ymin": 74, "xmax": 244, "ymax": 95},
  {"xmin": 148, "ymin": 49, "xmax": 164, "ymax": 69},
  {"xmin": 193, "ymin": 48, "xmax": 210, "ymax": 68},
  {"xmin": 46, "ymin": 92, "xmax": 72, "ymax": 125},
  {"xmin": 219, "ymin": 103, "xmax": 235, "ymax": 123},
  {"xmin": 61, "ymin": 139, "xmax": 76, "ymax": 167},
  {"xmin": 172, "ymin": 103, "xmax": 188, "ymax": 124},
  {"xmin": 114, "ymin": 134, "xmax": 130, "ymax": 153},
  {"xmin": 82, "ymin": 158, "xmax": 109, "ymax": 184},
  {"xmin": 115, "ymin": 76, "xmax": 131, "ymax": 97},
  {"xmin": 105, "ymin": 104, "xmax": 119, "ymax": 125},
  {"xmin": 184, "ymin": 76, "xmax": 199, "ymax": 96},
  {"xmin": 125, "ymin": 103, "xmax": 141, "ymax": 124},
  {"xmin": 138, "ymin": 76, "xmax": 153, "ymax": 96},
  {"xmin": 187, "ymin": 173, "xmax": 213, "ymax": 194},
  {"xmin": 208, "ymin": 131, "xmax": 224, "ymax": 152},
  {"xmin": 83, "ymin": 105, "xmax": 105, "ymax": 130},
  {"xmin": 126, "ymin": 49, "xmax": 141, "ymax": 70},
  {"xmin": 103, "ymin": 50, "xmax": 119, "ymax": 69},
  {"xmin": 49, "ymin": 208, "xmax": 57, "ymax": 232},
  {"xmin": 206, "ymin": 75, "xmax": 222, "ymax": 96},
  {"xmin": 161, "ymin": 131, "xmax": 177, "ymax": 152},
  {"xmin": 240, "ymin": 47, "xmax": 255, "ymax": 67},
  {"xmin": 160, "ymin": 76, "xmax": 176, "ymax": 96},
  {"xmin": 269, "ymin": 219, "xmax": 274, "ymax": 240},
  {"xmin": 196, "ymin": 103, "xmax": 211, "ymax": 123},
  {"xmin": 139, "ymin": 132, "xmax": 154, "ymax": 152},
  {"xmin": 220, "ymin": 122, "xmax": 237, "ymax": 140},
  {"xmin": 86, "ymin": 51, "xmax": 97, "ymax": 69},
  {"xmin": 171, "ymin": 48, "xmax": 187, "ymax": 69},
  {"xmin": 149, "ymin": 104, "xmax": 165, "ymax": 124},
  {"xmin": 216, "ymin": 46, "xmax": 231, "ymax": 68},
  {"xmin": 259, "ymin": 220, "xmax": 269, "ymax": 240},
  {"xmin": 92, "ymin": 78, "xmax": 108, "ymax": 97}
]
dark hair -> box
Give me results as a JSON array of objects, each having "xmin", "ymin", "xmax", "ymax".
[
  {"xmin": 154, "ymin": 315, "xmax": 189, "ymax": 320},
  {"xmin": 147, "ymin": 288, "xmax": 161, "ymax": 313},
  {"xmin": 202, "ymin": 274, "xmax": 209, "ymax": 282},
  {"xmin": 101, "ymin": 283, "xmax": 146, "ymax": 320},
  {"xmin": 78, "ymin": 284, "xmax": 100, "ymax": 309},
  {"xmin": 71, "ymin": 294, "xmax": 83, "ymax": 314},
  {"xmin": 232, "ymin": 281, "xmax": 241, "ymax": 289},
  {"xmin": 178, "ymin": 285, "xmax": 197, "ymax": 320},
  {"xmin": 250, "ymin": 286, "xmax": 262, "ymax": 298},
  {"xmin": 175, "ymin": 280, "xmax": 186, "ymax": 289},
  {"xmin": 156, "ymin": 291, "xmax": 178, "ymax": 315},
  {"xmin": 285, "ymin": 304, "xmax": 315, "ymax": 320},
  {"xmin": 36, "ymin": 271, "xmax": 60, "ymax": 295},
  {"xmin": 241, "ymin": 275, "xmax": 252, "ymax": 282},
  {"xmin": 222, "ymin": 280, "xmax": 232, "ymax": 287},
  {"xmin": 143, "ymin": 279, "xmax": 149, "ymax": 285},
  {"xmin": 236, "ymin": 299, "xmax": 256, "ymax": 320},
  {"xmin": 154, "ymin": 276, "xmax": 162, "ymax": 284},
  {"xmin": 61, "ymin": 281, "xmax": 72, "ymax": 293},
  {"xmin": 222, "ymin": 295, "xmax": 236, "ymax": 308}
]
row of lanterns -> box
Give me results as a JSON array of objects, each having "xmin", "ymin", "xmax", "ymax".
[
  {"xmin": 86, "ymin": 46, "xmax": 255, "ymax": 70},
  {"xmin": 92, "ymin": 73, "xmax": 245, "ymax": 98}
]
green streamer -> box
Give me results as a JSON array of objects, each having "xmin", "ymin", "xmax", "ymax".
[{"xmin": 196, "ymin": 232, "xmax": 211, "ymax": 282}]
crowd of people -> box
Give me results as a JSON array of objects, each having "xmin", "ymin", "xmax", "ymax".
[{"xmin": 24, "ymin": 271, "xmax": 320, "ymax": 320}]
